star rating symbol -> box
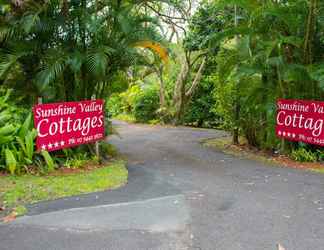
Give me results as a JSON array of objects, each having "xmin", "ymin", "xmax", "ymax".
[
  {"xmin": 40, "ymin": 141, "xmax": 66, "ymax": 151},
  {"xmin": 278, "ymin": 131, "xmax": 297, "ymax": 139}
]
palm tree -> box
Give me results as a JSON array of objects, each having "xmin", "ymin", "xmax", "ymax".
[
  {"xmin": 202, "ymin": 0, "xmax": 324, "ymax": 149},
  {"xmin": 0, "ymin": 0, "xmax": 169, "ymax": 104}
]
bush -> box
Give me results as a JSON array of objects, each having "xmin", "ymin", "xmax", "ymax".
[
  {"xmin": 107, "ymin": 95, "xmax": 124, "ymax": 117},
  {"xmin": 133, "ymin": 87, "xmax": 160, "ymax": 123},
  {"xmin": 106, "ymin": 85, "xmax": 142, "ymax": 117},
  {"xmin": 107, "ymin": 85, "xmax": 160, "ymax": 124},
  {"xmin": 0, "ymin": 89, "xmax": 60, "ymax": 174},
  {"xmin": 184, "ymin": 76, "xmax": 219, "ymax": 128},
  {"xmin": 291, "ymin": 148, "xmax": 318, "ymax": 162},
  {"xmin": 316, "ymin": 149, "xmax": 324, "ymax": 162}
]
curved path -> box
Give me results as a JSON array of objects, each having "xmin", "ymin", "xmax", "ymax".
[{"xmin": 1, "ymin": 121, "xmax": 324, "ymax": 250}]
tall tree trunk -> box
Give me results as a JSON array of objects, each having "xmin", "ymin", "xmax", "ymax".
[
  {"xmin": 232, "ymin": 4, "xmax": 240, "ymax": 145},
  {"xmin": 157, "ymin": 66, "xmax": 166, "ymax": 109},
  {"xmin": 303, "ymin": 0, "xmax": 317, "ymax": 65},
  {"xmin": 173, "ymin": 61, "xmax": 189, "ymax": 125},
  {"xmin": 233, "ymin": 101, "xmax": 240, "ymax": 145},
  {"xmin": 185, "ymin": 57, "xmax": 206, "ymax": 98},
  {"xmin": 261, "ymin": 74, "xmax": 268, "ymax": 144},
  {"xmin": 173, "ymin": 56, "xmax": 206, "ymax": 125}
]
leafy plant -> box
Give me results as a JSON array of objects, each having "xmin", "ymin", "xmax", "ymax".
[
  {"xmin": 0, "ymin": 90, "xmax": 58, "ymax": 174},
  {"xmin": 316, "ymin": 149, "xmax": 324, "ymax": 162},
  {"xmin": 291, "ymin": 148, "xmax": 317, "ymax": 163},
  {"xmin": 133, "ymin": 86, "xmax": 160, "ymax": 123},
  {"xmin": 41, "ymin": 150, "xmax": 55, "ymax": 172},
  {"xmin": 16, "ymin": 128, "xmax": 37, "ymax": 165},
  {"xmin": 0, "ymin": 0, "xmax": 168, "ymax": 102},
  {"xmin": 108, "ymin": 85, "xmax": 160, "ymax": 123},
  {"xmin": 64, "ymin": 157, "xmax": 88, "ymax": 169},
  {"xmin": 5, "ymin": 149, "xmax": 17, "ymax": 175}
]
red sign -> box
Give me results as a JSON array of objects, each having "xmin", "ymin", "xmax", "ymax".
[
  {"xmin": 33, "ymin": 100, "xmax": 105, "ymax": 152},
  {"xmin": 276, "ymin": 99, "xmax": 324, "ymax": 146}
]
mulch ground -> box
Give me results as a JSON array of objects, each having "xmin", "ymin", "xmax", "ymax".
[{"xmin": 207, "ymin": 138, "xmax": 324, "ymax": 171}]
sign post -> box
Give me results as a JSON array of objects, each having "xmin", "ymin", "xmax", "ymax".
[
  {"xmin": 276, "ymin": 99, "xmax": 324, "ymax": 146},
  {"xmin": 33, "ymin": 99, "xmax": 105, "ymax": 152},
  {"xmin": 92, "ymin": 95, "xmax": 100, "ymax": 161}
]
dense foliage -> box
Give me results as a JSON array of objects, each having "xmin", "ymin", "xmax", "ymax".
[
  {"xmin": 206, "ymin": 0, "xmax": 324, "ymax": 155},
  {"xmin": 1, "ymin": 0, "xmax": 324, "ymax": 174},
  {"xmin": 0, "ymin": 0, "xmax": 176, "ymax": 174},
  {"xmin": 0, "ymin": 89, "xmax": 55, "ymax": 174},
  {"xmin": 111, "ymin": 0, "xmax": 324, "ymax": 161},
  {"xmin": 0, "ymin": 0, "xmax": 164, "ymax": 102},
  {"xmin": 107, "ymin": 84, "xmax": 160, "ymax": 123}
]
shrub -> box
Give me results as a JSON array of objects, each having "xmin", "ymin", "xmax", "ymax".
[
  {"xmin": 316, "ymin": 149, "xmax": 324, "ymax": 162},
  {"xmin": 291, "ymin": 148, "xmax": 317, "ymax": 162},
  {"xmin": 184, "ymin": 77, "xmax": 219, "ymax": 128},
  {"xmin": 107, "ymin": 95, "xmax": 124, "ymax": 117},
  {"xmin": 106, "ymin": 85, "xmax": 142, "ymax": 118},
  {"xmin": 0, "ymin": 89, "xmax": 56, "ymax": 174},
  {"xmin": 120, "ymin": 85, "xmax": 142, "ymax": 114},
  {"xmin": 100, "ymin": 142, "xmax": 119, "ymax": 158},
  {"xmin": 133, "ymin": 87, "xmax": 160, "ymax": 123}
]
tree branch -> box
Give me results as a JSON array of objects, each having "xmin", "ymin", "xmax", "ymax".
[{"xmin": 185, "ymin": 56, "xmax": 206, "ymax": 98}]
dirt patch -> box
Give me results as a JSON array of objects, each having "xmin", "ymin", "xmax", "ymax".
[
  {"xmin": 49, "ymin": 162, "xmax": 107, "ymax": 176},
  {"xmin": 203, "ymin": 136, "xmax": 324, "ymax": 172}
]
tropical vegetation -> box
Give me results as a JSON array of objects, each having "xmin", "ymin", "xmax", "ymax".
[
  {"xmin": 0, "ymin": 0, "xmax": 324, "ymax": 178},
  {"xmin": 0, "ymin": 0, "xmax": 180, "ymax": 174},
  {"xmin": 110, "ymin": 0, "xmax": 324, "ymax": 162}
]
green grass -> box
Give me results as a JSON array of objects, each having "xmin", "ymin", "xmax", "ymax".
[
  {"xmin": 311, "ymin": 168, "xmax": 324, "ymax": 174},
  {"xmin": 115, "ymin": 114, "xmax": 136, "ymax": 123},
  {"xmin": 0, "ymin": 160, "xmax": 128, "ymax": 216}
]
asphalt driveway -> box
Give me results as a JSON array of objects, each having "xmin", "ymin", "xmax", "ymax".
[{"xmin": 1, "ymin": 121, "xmax": 324, "ymax": 250}]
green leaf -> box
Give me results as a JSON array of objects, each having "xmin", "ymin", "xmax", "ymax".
[
  {"xmin": 68, "ymin": 51, "xmax": 83, "ymax": 73},
  {"xmin": 22, "ymin": 14, "xmax": 40, "ymax": 34},
  {"xmin": 0, "ymin": 110, "xmax": 12, "ymax": 125},
  {"xmin": 5, "ymin": 149, "xmax": 17, "ymax": 175},
  {"xmin": 0, "ymin": 54, "xmax": 19, "ymax": 79},
  {"xmin": 86, "ymin": 46, "xmax": 113, "ymax": 77},
  {"xmin": 3, "ymin": 89, "xmax": 12, "ymax": 103},
  {"xmin": 16, "ymin": 129, "xmax": 37, "ymax": 162},
  {"xmin": 0, "ymin": 135, "xmax": 14, "ymax": 144},
  {"xmin": 18, "ymin": 113, "xmax": 32, "ymax": 138},
  {"xmin": 16, "ymin": 136, "xmax": 27, "ymax": 155},
  {"xmin": 24, "ymin": 158, "xmax": 33, "ymax": 165},
  {"xmin": 36, "ymin": 52, "xmax": 67, "ymax": 91},
  {"xmin": 25, "ymin": 131, "xmax": 35, "ymax": 161},
  {"xmin": 0, "ymin": 124, "xmax": 16, "ymax": 136},
  {"xmin": 41, "ymin": 150, "xmax": 55, "ymax": 172}
]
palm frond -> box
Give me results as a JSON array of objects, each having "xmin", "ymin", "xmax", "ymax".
[{"xmin": 36, "ymin": 50, "xmax": 68, "ymax": 91}]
